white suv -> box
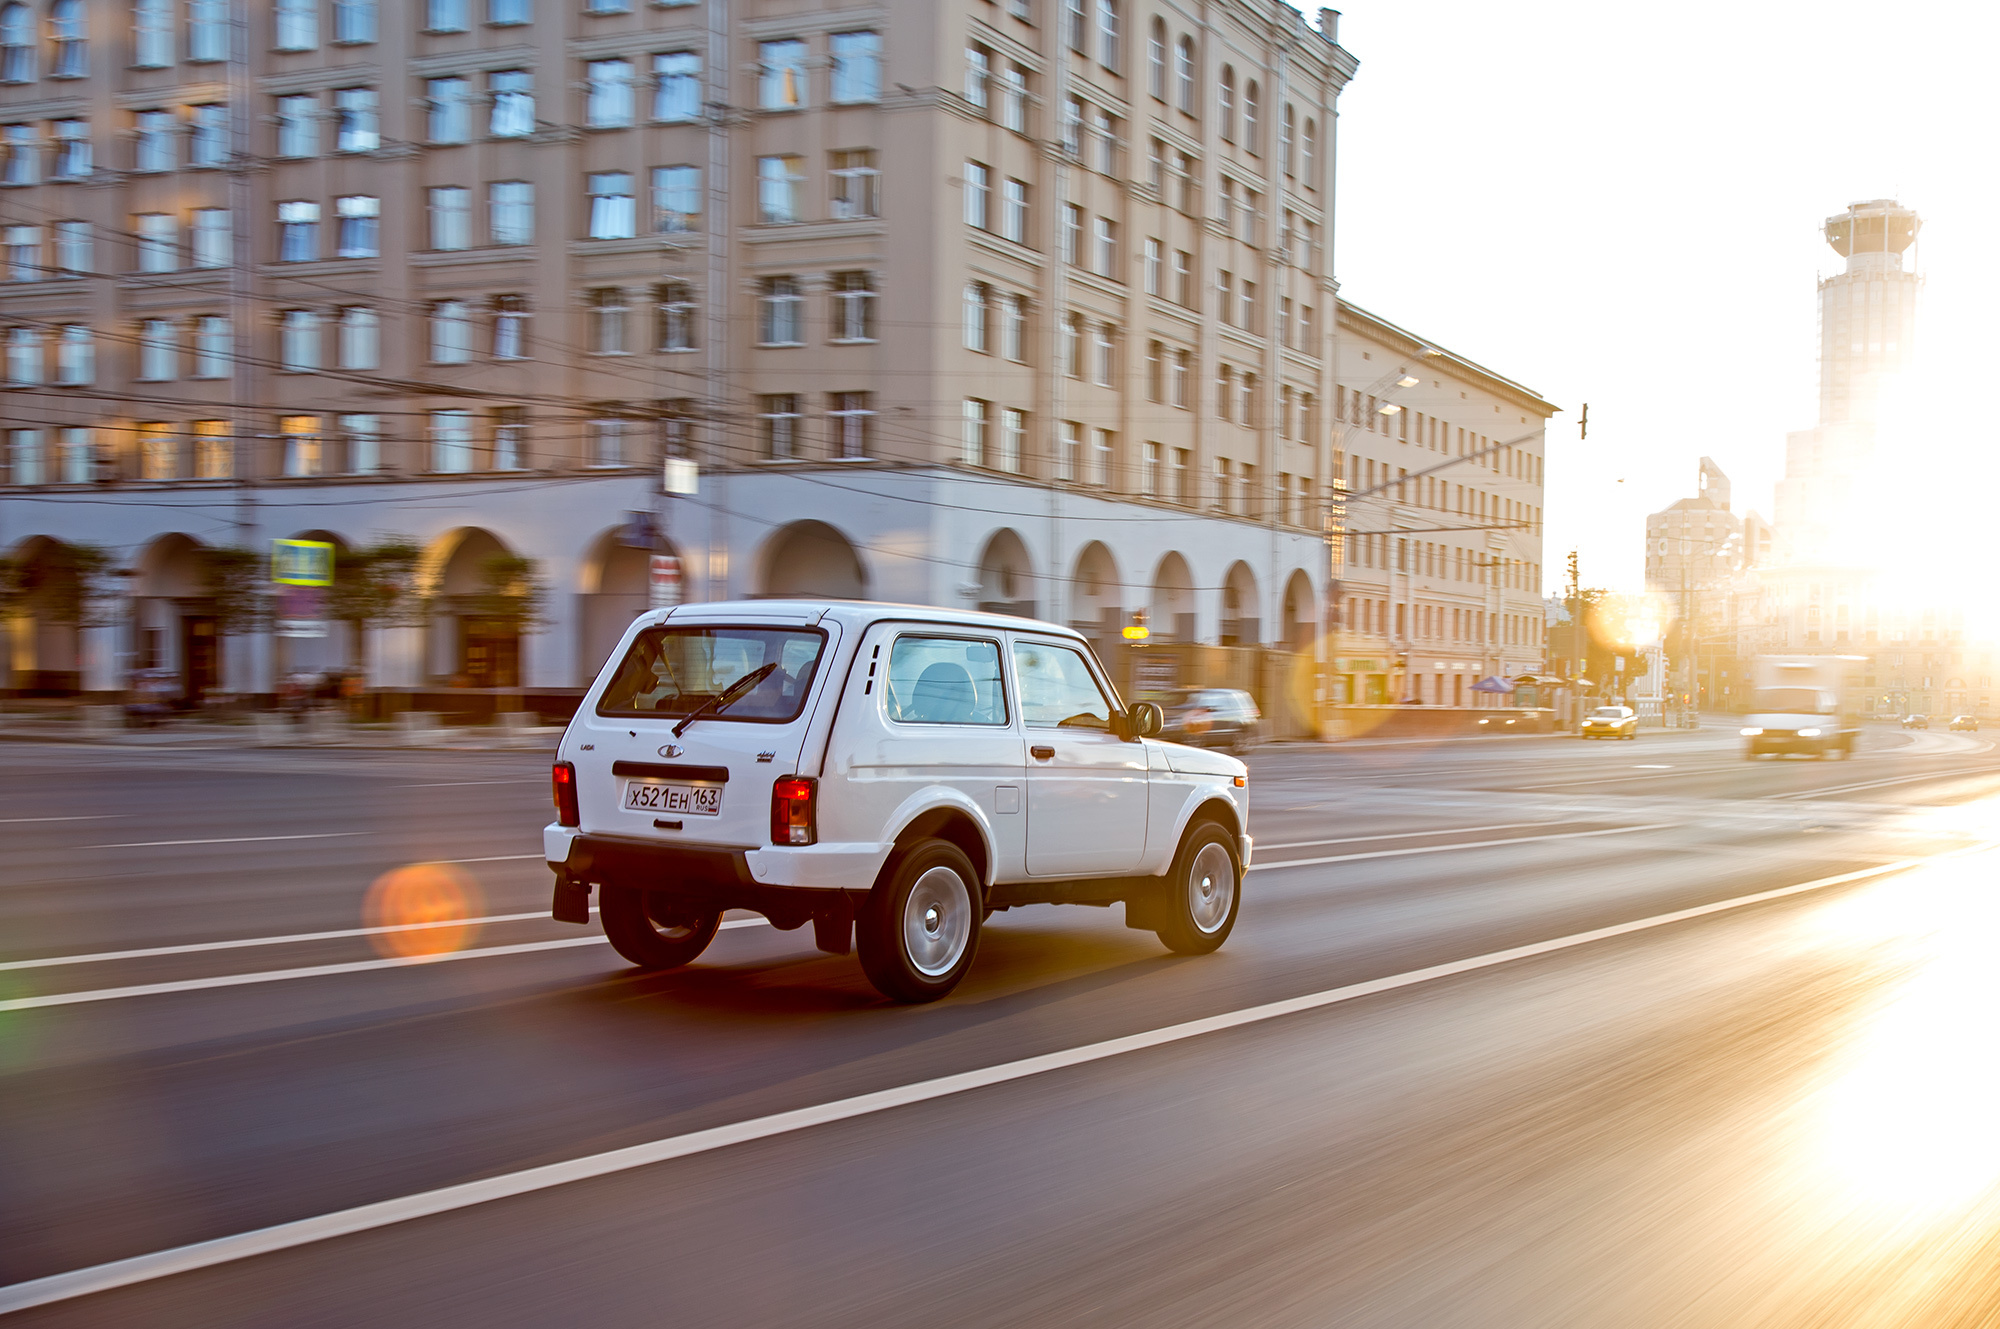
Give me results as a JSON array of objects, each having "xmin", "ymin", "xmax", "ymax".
[{"xmin": 546, "ymin": 601, "xmax": 1251, "ymax": 1002}]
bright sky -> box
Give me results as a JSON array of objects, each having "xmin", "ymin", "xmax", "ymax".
[{"xmin": 1319, "ymin": 1, "xmax": 2000, "ymax": 593}]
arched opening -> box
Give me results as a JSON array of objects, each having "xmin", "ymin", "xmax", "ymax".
[
  {"xmin": 758, "ymin": 520, "xmax": 867, "ymax": 599},
  {"xmin": 1150, "ymin": 551, "xmax": 1195, "ymax": 642},
  {"xmin": 1069, "ymin": 541, "xmax": 1123, "ymax": 646},
  {"xmin": 975, "ymin": 528, "xmax": 1035, "ymax": 618},
  {"xmin": 131, "ymin": 533, "xmax": 218, "ymax": 701},
  {"xmin": 425, "ymin": 527, "xmax": 525, "ymax": 688},
  {"xmin": 1220, "ymin": 561, "xmax": 1260, "ymax": 646},
  {"xmin": 577, "ymin": 526, "xmax": 666, "ymax": 677},
  {"xmin": 4, "ymin": 536, "xmax": 90, "ymax": 694},
  {"xmin": 1282, "ymin": 568, "xmax": 1317, "ymax": 653}
]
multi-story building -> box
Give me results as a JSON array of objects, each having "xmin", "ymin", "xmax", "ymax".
[
  {"xmin": 0, "ymin": 0, "xmax": 1364, "ymax": 701},
  {"xmin": 1328, "ymin": 303, "xmax": 1555, "ymax": 707}
]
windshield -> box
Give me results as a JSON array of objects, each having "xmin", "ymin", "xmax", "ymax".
[
  {"xmin": 596, "ymin": 626, "xmax": 825, "ymax": 722},
  {"xmin": 1590, "ymin": 707, "xmax": 1626, "ymax": 718},
  {"xmin": 1749, "ymin": 687, "xmax": 1832, "ymax": 715}
]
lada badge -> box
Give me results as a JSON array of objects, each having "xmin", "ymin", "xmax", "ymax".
[{"xmin": 658, "ymin": 744, "xmax": 683, "ymax": 758}]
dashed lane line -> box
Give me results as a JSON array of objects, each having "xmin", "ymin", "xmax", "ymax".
[
  {"xmin": 82, "ymin": 832, "xmax": 366, "ymax": 850},
  {"xmin": 1251, "ymin": 822, "xmax": 1676, "ymax": 871},
  {"xmin": 0, "ymin": 845, "xmax": 1975, "ymax": 1315}
]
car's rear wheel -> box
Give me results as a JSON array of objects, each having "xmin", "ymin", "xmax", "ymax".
[
  {"xmin": 1155, "ymin": 821, "xmax": 1241, "ymax": 955},
  {"xmin": 601, "ymin": 889, "xmax": 722, "ymax": 970},
  {"xmin": 858, "ymin": 838, "xmax": 981, "ymax": 1003}
]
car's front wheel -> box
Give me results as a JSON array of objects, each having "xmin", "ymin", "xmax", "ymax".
[
  {"xmin": 601, "ymin": 889, "xmax": 722, "ymax": 970},
  {"xmin": 1155, "ymin": 821, "xmax": 1242, "ymax": 955},
  {"xmin": 858, "ymin": 838, "xmax": 981, "ymax": 1003}
]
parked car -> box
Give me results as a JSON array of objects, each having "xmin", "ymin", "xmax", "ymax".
[
  {"xmin": 1159, "ymin": 688, "xmax": 1263, "ymax": 753},
  {"xmin": 546, "ymin": 602, "xmax": 1251, "ymax": 1002},
  {"xmin": 1949, "ymin": 715, "xmax": 1979, "ymax": 732},
  {"xmin": 1580, "ymin": 705, "xmax": 1639, "ymax": 740},
  {"xmin": 1901, "ymin": 714, "xmax": 1929, "ymax": 730}
]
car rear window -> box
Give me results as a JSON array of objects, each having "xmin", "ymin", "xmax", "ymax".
[
  {"xmin": 596, "ymin": 625, "xmax": 825, "ymax": 722},
  {"xmin": 1591, "ymin": 707, "xmax": 1626, "ymax": 718}
]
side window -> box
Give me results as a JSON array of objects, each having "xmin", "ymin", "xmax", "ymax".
[
  {"xmin": 885, "ymin": 634, "xmax": 1008, "ymax": 725},
  {"xmin": 1012, "ymin": 641, "xmax": 1112, "ymax": 729}
]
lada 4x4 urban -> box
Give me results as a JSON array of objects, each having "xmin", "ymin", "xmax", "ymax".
[{"xmin": 546, "ymin": 601, "xmax": 1251, "ymax": 1002}]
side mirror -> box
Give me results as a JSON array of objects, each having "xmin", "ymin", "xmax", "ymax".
[{"xmin": 1128, "ymin": 701, "xmax": 1164, "ymax": 739}]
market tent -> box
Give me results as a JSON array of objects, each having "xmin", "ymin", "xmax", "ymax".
[{"xmin": 1470, "ymin": 675, "xmax": 1514, "ymax": 694}]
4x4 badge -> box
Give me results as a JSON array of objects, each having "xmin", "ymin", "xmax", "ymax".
[{"xmin": 657, "ymin": 744, "xmax": 683, "ymax": 758}]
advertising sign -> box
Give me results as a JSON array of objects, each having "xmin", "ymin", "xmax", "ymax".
[
  {"xmin": 649, "ymin": 553, "xmax": 682, "ymax": 609},
  {"xmin": 272, "ymin": 538, "xmax": 334, "ymax": 587}
]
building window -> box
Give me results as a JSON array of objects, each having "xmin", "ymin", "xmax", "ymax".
[
  {"xmin": 430, "ymin": 409, "xmax": 472, "ymax": 472},
  {"xmin": 830, "ymin": 150, "xmax": 878, "ymax": 219},
  {"xmin": 490, "ymin": 71, "xmax": 534, "ymax": 137},
  {"xmin": 1060, "ymin": 204, "xmax": 1081, "ymax": 264},
  {"xmin": 0, "ymin": 1, "xmax": 28, "ymax": 82},
  {"xmin": 337, "ymin": 414, "xmax": 379, "ymax": 474},
  {"xmin": 5, "ymin": 428, "xmax": 43, "ymax": 485},
  {"xmin": 965, "ymin": 44, "xmax": 990, "ymax": 109},
  {"xmin": 1143, "ymin": 441, "xmax": 1160, "ymax": 497},
  {"xmin": 3, "ymin": 326, "xmax": 38, "ymax": 384},
  {"xmin": 1219, "ymin": 66, "xmax": 1235, "ymax": 141},
  {"xmin": 335, "ymin": 195, "xmax": 379, "ymax": 258},
  {"xmin": 137, "ymin": 423, "xmax": 177, "ymax": 481},
  {"xmin": 1058, "ymin": 421, "xmax": 1080, "ymax": 482},
  {"xmin": 830, "ymin": 31, "xmax": 879, "ymax": 104},
  {"xmin": 655, "ymin": 281, "xmax": 697, "ymax": 351},
  {"xmin": 1147, "ymin": 17, "xmax": 1166, "ymax": 98},
  {"xmin": 52, "ymin": 118, "xmax": 89, "ymax": 177},
  {"xmin": 1092, "ymin": 216, "xmax": 1117, "ymax": 278},
  {"xmin": 588, "ymin": 288, "xmax": 626, "ymax": 354},
  {"xmin": 962, "ymin": 399, "xmax": 988, "ymax": 466},
  {"xmin": 278, "ymin": 309, "xmax": 318, "ymax": 371},
  {"xmin": 189, "ymin": 0, "xmax": 227, "ymax": 58},
  {"xmin": 334, "ymin": 87, "xmax": 378, "ymax": 152},
  {"xmin": 0, "ymin": 124, "xmax": 34, "ymax": 184},
  {"xmin": 188, "ymin": 104, "xmax": 228, "ymax": 167},
  {"xmin": 492, "ymin": 295, "xmax": 528, "ymax": 359},
  {"xmin": 54, "ymin": 324, "xmax": 91, "ymax": 384},
  {"xmin": 964, "ymin": 161, "xmax": 989, "ymax": 229},
  {"xmin": 1243, "ymin": 79, "xmax": 1260, "ymax": 154},
  {"xmin": 761, "ymin": 394, "xmax": 801, "ymax": 459},
  {"xmin": 759, "ymin": 39, "xmax": 807, "ymax": 110},
  {"xmin": 427, "ymin": 77, "xmax": 470, "ymax": 143},
  {"xmin": 276, "ymin": 0, "xmax": 317, "ymax": 50},
  {"xmin": 136, "ymin": 213, "xmax": 177, "ymax": 272},
  {"xmin": 587, "ymin": 59, "xmax": 634, "ymax": 127},
  {"xmin": 590, "ymin": 418, "xmax": 626, "ymax": 466},
  {"xmin": 998, "ymin": 408, "xmax": 1025, "ymax": 474},
  {"xmin": 335, "ymin": 0, "xmax": 376, "ymax": 43},
  {"xmin": 652, "ymin": 164, "xmax": 700, "ymax": 233},
  {"xmin": 1092, "ymin": 322, "xmax": 1114, "ymax": 386},
  {"xmin": 276, "ymin": 94, "xmax": 316, "ymax": 157},
  {"xmin": 1063, "ymin": 0, "xmax": 1086, "ymax": 50},
  {"xmin": 1143, "ymin": 237, "xmax": 1161, "ymax": 294},
  {"xmin": 489, "ymin": 0, "xmax": 529, "ymax": 25},
  {"xmin": 1061, "ymin": 312, "xmax": 1081, "ymax": 378},
  {"xmin": 191, "ymin": 315, "xmax": 229, "ymax": 377},
  {"xmin": 995, "ymin": 65, "xmax": 1028, "ymax": 134},
  {"xmin": 430, "ymin": 299, "xmax": 472, "ymax": 363},
  {"xmin": 1145, "ymin": 340, "xmax": 1162, "ymax": 401},
  {"xmin": 830, "ymin": 392, "xmax": 873, "ymax": 459},
  {"xmin": 425, "ymin": 0, "xmax": 467, "ymax": 30},
  {"xmin": 135, "ymin": 0, "xmax": 172, "ymax": 67},
  {"xmin": 963, "ymin": 283, "xmax": 989, "ymax": 352},
  {"xmin": 1170, "ymin": 348, "xmax": 1189, "ymax": 407},
  {"xmin": 1061, "ymin": 95, "xmax": 1082, "ymax": 158},
  {"xmin": 428, "ymin": 186, "xmax": 469, "ymax": 250},
  {"xmin": 1217, "ymin": 363, "xmax": 1232, "ymax": 421},
  {"xmin": 134, "ymin": 110, "xmax": 174, "ymax": 173},
  {"xmin": 653, "ymin": 51, "xmax": 700, "ymax": 121},
  {"xmin": 756, "ymin": 154, "xmax": 803, "ymax": 224},
  {"xmin": 758, "ymin": 276, "xmax": 803, "ymax": 345},
  {"xmin": 831, "ymin": 270, "xmax": 875, "ymax": 342},
  {"xmin": 1097, "ymin": 0, "xmax": 1120, "ymax": 68},
  {"xmin": 54, "ymin": 220, "xmax": 88, "ymax": 273},
  {"xmin": 3, "ymin": 224, "xmax": 35, "ymax": 280},
  {"xmin": 337, "ymin": 307, "xmax": 377, "ymax": 369},
  {"xmin": 1000, "ymin": 292, "xmax": 1026, "ymax": 362},
  {"xmin": 138, "ymin": 319, "xmax": 177, "ymax": 381},
  {"xmin": 1001, "ymin": 178, "xmax": 1028, "ymax": 243},
  {"xmin": 489, "ymin": 181, "xmax": 533, "ymax": 245},
  {"xmin": 489, "ymin": 408, "xmax": 522, "ymax": 471},
  {"xmin": 587, "ymin": 172, "xmax": 635, "ymax": 238}
]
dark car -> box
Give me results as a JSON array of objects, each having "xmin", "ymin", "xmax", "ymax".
[
  {"xmin": 1580, "ymin": 705, "xmax": 1638, "ymax": 740},
  {"xmin": 1901, "ymin": 714, "xmax": 1929, "ymax": 730},
  {"xmin": 1949, "ymin": 715, "xmax": 1979, "ymax": 732},
  {"xmin": 1160, "ymin": 688, "xmax": 1262, "ymax": 753}
]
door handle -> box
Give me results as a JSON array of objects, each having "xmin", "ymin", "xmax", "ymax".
[{"xmin": 1031, "ymin": 745, "xmax": 1055, "ymax": 760}]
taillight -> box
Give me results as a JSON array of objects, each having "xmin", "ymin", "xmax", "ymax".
[
  {"xmin": 552, "ymin": 761, "xmax": 579, "ymax": 827},
  {"xmin": 770, "ymin": 775, "xmax": 817, "ymax": 846}
]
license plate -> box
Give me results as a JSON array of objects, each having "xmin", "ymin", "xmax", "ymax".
[{"xmin": 623, "ymin": 781, "xmax": 722, "ymax": 815}]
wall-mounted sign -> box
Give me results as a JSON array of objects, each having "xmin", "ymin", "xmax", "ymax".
[{"xmin": 272, "ymin": 538, "xmax": 334, "ymax": 587}]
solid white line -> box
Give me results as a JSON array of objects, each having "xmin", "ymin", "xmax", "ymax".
[
  {"xmin": 0, "ymin": 920, "xmax": 768, "ymax": 1011},
  {"xmin": 1250, "ymin": 822, "xmax": 1675, "ymax": 871},
  {"xmin": 0, "ymin": 847, "xmax": 1971, "ymax": 1315},
  {"xmin": 84, "ymin": 832, "xmax": 365, "ymax": 850},
  {"xmin": 1253, "ymin": 820, "xmax": 1569, "ymax": 851},
  {"xmin": 441, "ymin": 854, "xmax": 544, "ymax": 864},
  {"xmin": 394, "ymin": 779, "xmax": 547, "ymax": 788},
  {"xmin": 1769, "ymin": 767, "xmax": 2000, "ymax": 801},
  {"xmin": 0, "ymin": 814, "xmax": 120, "ymax": 825}
]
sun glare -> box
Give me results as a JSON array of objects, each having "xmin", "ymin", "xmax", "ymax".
[{"xmin": 362, "ymin": 863, "xmax": 486, "ymax": 959}]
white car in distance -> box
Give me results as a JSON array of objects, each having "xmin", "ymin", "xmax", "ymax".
[{"xmin": 547, "ymin": 601, "xmax": 1251, "ymax": 1002}]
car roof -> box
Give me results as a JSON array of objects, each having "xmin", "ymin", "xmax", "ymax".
[{"xmin": 640, "ymin": 599, "xmax": 1090, "ymax": 642}]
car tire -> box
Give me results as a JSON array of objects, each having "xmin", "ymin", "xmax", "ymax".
[
  {"xmin": 1155, "ymin": 821, "xmax": 1242, "ymax": 956},
  {"xmin": 857, "ymin": 838, "xmax": 981, "ymax": 1003},
  {"xmin": 600, "ymin": 889, "xmax": 722, "ymax": 970}
]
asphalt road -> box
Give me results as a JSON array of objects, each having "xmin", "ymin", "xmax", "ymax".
[{"xmin": 4, "ymin": 722, "xmax": 2000, "ymax": 1325}]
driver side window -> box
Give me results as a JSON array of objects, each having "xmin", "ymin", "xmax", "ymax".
[{"xmin": 1011, "ymin": 640, "xmax": 1112, "ymax": 729}]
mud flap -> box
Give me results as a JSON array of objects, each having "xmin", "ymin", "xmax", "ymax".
[
  {"xmin": 812, "ymin": 893, "xmax": 855, "ymax": 955},
  {"xmin": 552, "ymin": 873, "xmax": 591, "ymax": 925},
  {"xmin": 1123, "ymin": 879, "xmax": 1170, "ymax": 932}
]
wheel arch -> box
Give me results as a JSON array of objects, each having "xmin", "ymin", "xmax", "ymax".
[{"xmin": 881, "ymin": 789, "xmax": 995, "ymax": 892}]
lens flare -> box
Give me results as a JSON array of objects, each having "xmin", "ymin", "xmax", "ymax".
[{"xmin": 362, "ymin": 863, "xmax": 485, "ymax": 958}]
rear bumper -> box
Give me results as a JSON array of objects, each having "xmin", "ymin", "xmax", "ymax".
[{"xmin": 545, "ymin": 826, "xmax": 886, "ymax": 893}]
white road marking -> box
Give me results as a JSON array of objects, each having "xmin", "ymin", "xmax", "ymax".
[
  {"xmin": 1768, "ymin": 767, "xmax": 2000, "ymax": 801},
  {"xmin": 0, "ymin": 846, "xmax": 1973, "ymax": 1315},
  {"xmin": 1254, "ymin": 820, "xmax": 1569, "ymax": 851},
  {"xmin": 394, "ymin": 779, "xmax": 547, "ymax": 789},
  {"xmin": 83, "ymin": 832, "xmax": 365, "ymax": 850},
  {"xmin": 0, "ymin": 920, "xmax": 769, "ymax": 1011},
  {"xmin": 1251, "ymin": 822, "xmax": 1675, "ymax": 871},
  {"xmin": 1634, "ymin": 764, "xmax": 1672, "ymax": 769},
  {"xmin": 441, "ymin": 854, "xmax": 543, "ymax": 864},
  {"xmin": 0, "ymin": 814, "xmax": 120, "ymax": 825}
]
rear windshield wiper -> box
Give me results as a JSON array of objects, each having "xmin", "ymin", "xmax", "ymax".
[{"xmin": 672, "ymin": 662, "xmax": 780, "ymax": 737}]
